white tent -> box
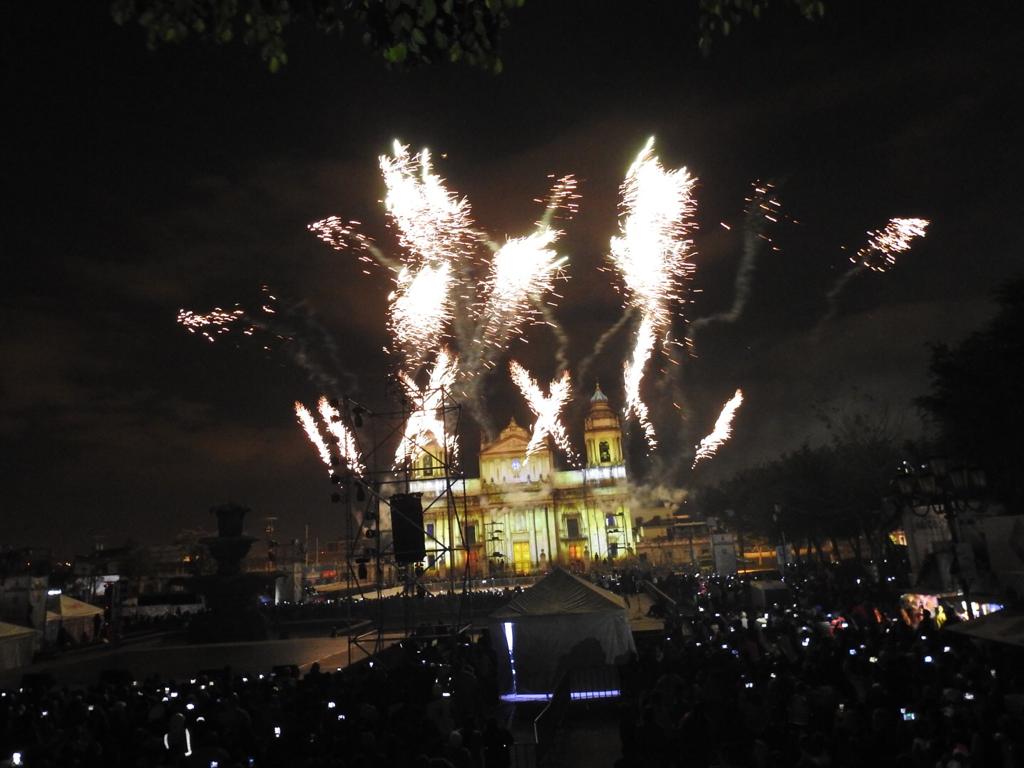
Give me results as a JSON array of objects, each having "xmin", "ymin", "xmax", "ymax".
[
  {"xmin": 45, "ymin": 595, "xmax": 104, "ymax": 645},
  {"xmin": 490, "ymin": 568, "xmax": 637, "ymax": 695},
  {"xmin": 0, "ymin": 621, "xmax": 39, "ymax": 672}
]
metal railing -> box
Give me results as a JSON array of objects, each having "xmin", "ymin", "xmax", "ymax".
[
  {"xmin": 533, "ymin": 674, "xmax": 571, "ymax": 764},
  {"xmin": 641, "ymin": 579, "xmax": 678, "ymax": 612},
  {"xmin": 346, "ymin": 621, "xmax": 473, "ymax": 669},
  {"xmin": 507, "ymin": 664, "xmax": 623, "ymax": 767}
]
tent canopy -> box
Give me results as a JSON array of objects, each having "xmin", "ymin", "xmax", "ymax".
[
  {"xmin": 0, "ymin": 621, "xmax": 40, "ymax": 672},
  {"xmin": 52, "ymin": 595, "xmax": 104, "ymax": 619},
  {"xmin": 489, "ymin": 568, "xmax": 636, "ymax": 694},
  {"xmin": 0, "ymin": 621, "xmax": 37, "ymax": 640},
  {"xmin": 945, "ymin": 609, "xmax": 1024, "ymax": 648},
  {"xmin": 492, "ymin": 567, "xmax": 627, "ymax": 618}
]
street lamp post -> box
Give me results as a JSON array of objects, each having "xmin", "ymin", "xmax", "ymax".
[{"xmin": 894, "ymin": 458, "xmax": 987, "ymax": 619}]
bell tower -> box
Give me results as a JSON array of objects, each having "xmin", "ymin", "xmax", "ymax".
[
  {"xmin": 411, "ymin": 437, "xmax": 446, "ymax": 479},
  {"xmin": 583, "ymin": 383, "xmax": 624, "ymax": 468}
]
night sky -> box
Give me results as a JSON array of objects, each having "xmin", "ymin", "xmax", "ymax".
[{"xmin": 3, "ymin": 2, "xmax": 1023, "ymax": 554}]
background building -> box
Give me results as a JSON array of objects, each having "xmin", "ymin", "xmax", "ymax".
[{"xmin": 409, "ymin": 386, "xmax": 634, "ymax": 578}]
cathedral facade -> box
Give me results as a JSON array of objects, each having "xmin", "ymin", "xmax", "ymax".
[{"xmin": 407, "ymin": 386, "xmax": 635, "ymax": 577}]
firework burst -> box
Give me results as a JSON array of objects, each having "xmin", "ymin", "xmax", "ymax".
[
  {"xmin": 307, "ymin": 216, "xmax": 373, "ymax": 257},
  {"xmin": 509, "ymin": 360, "xmax": 576, "ymax": 463},
  {"xmin": 176, "ymin": 286, "xmax": 282, "ymax": 344},
  {"xmin": 478, "ymin": 228, "xmax": 567, "ymax": 351},
  {"xmin": 389, "ymin": 261, "xmax": 454, "ymax": 363},
  {"xmin": 176, "ymin": 306, "xmax": 245, "ymax": 342},
  {"xmin": 609, "ymin": 137, "xmax": 698, "ymax": 447},
  {"xmin": 535, "ymin": 174, "xmax": 581, "ymax": 225},
  {"xmin": 819, "ymin": 216, "xmax": 931, "ymax": 334},
  {"xmin": 377, "ymin": 142, "xmax": 480, "ymax": 372},
  {"xmin": 395, "ymin": 348, "xmax": 459, "ymax": 468},
  {"xmin": 692, "ymin": 389, "xmax": 744, "ymax": 468},
  {"xmin": 854, "ymin": 217, "xmax": 930, "ymax": 272},
  {"xmin": 379, "ymin": 141, "xmax": 477, "ymax": 266}
]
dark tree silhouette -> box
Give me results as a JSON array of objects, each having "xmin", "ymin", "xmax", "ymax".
[
  {"xmin": 110, "ymin": 0, "xmax": 523, "ymax": 72},
  {"xmin": 697, "ymin": 0, "xmax": 824, "ymax": 53},
  {"xmin": 918, "ymin": 278, "xmax": 1024, "ymax": 510},
  {"xmin": 698, "ymin": 399, "xmax": 911, "ymax": 564},
  {"xmin": 109, "ymin": 0, "xmax": 835, "ymax": 72}
]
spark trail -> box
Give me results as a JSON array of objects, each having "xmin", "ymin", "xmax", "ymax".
[
  {"xmin": 316, "ymin": 396, "xmax": 365, "ymax": 476},
  {"xmin": 295, "ymin": 398, "xmax": 365, "ymax": 477},
  {"xmin": 692, "ymin": 388, "xmax": 744, "ymax": 468},
  {"xmin": 294, "ymin": 401, "xmax": 333, "ymax": 471},
  {"xmin": 621, "ymin": 314, "xmax": 658, "ymax": 447}
]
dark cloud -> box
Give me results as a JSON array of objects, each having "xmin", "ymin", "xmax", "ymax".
[{"xmin": 3, "ymin": 2, "xmax": 1023, "ymax": 552}]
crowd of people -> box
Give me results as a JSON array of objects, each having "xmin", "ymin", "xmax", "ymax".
[
  {"xmin": 4, "ymin": 562, "xmax": 1022, "ymax": 768},
  {"xmin": 0, "ymin": 630, "xmax": 511, "ymax": 768},
  {"xmin": 617, "ymin": 567, "xmax": 1024, "ymax": 768}
]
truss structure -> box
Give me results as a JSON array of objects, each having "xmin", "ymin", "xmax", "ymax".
[{"xmin": 324, "ymin": 377, "xmax": 473, "ymax": 659}]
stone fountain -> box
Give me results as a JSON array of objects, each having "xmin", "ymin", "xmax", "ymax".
[{"xmin": 188, "ymin": 504, "xmax": 280, "ymax": 643}]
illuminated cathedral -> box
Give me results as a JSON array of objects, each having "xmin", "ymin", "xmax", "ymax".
[{"xmin": 407, "ymin": 385, "xmax": 634, "ymax": 576}]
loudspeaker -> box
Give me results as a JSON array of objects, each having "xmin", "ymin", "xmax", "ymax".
[{"xmin": 391, "ymin": 492, "xmax": 426, "ymax": 563}]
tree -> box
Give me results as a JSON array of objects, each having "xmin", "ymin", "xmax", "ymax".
[
  {"xmin": 703, "ymin": 396, "xmax": 914, "ymax": 566},
  {"xmin": 110, "ymin": 0, "xmax": 523, "ymax": 73},
  {"xmin": 109, "ymin": 0, "xmax": 831, "ymax": 73},
  {"xmin": 917, "ymin": 278, "xmax": 1024, "ymax": 510},
  {"xmin": 697, "ymin": 0, "xmax": 825, "ymax": 53},
  {"xmin": 819, "ymin": 399, "xmax": 915, "ymax": 560}
]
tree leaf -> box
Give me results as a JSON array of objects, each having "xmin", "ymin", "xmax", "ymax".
[
  {"xmin": 420, "ymin": 0, "xmax": 436, "ymax": 24},
  {"xmin": 385, "ymin": 42, "xmax": 408, "ymax": 63}
]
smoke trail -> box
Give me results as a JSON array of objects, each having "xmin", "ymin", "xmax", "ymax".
[
  {"xmin": 575, "ymin": 306, "xmax": 637, "ymax": 392},
  {"xmin": 285, "ymin": 309, "xmax": 360, "ymax": 397},
  {"xmin": 178, "ymin": 288, "xmax": 359, "ymax": 400},
  {"xmin": 533, "ymin": 298, "xmax": 571, "ymax": 376},
  {"xmin": 816, "ymin": 218, "xmax": 928, "ymax": 336},
  {"xmin": 816, "ymin": 263, "xmax": 867, "ymax": 333},
  {"xmin": 688, "ymin": 182, "xmax": 780, "ymax": 348}
]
